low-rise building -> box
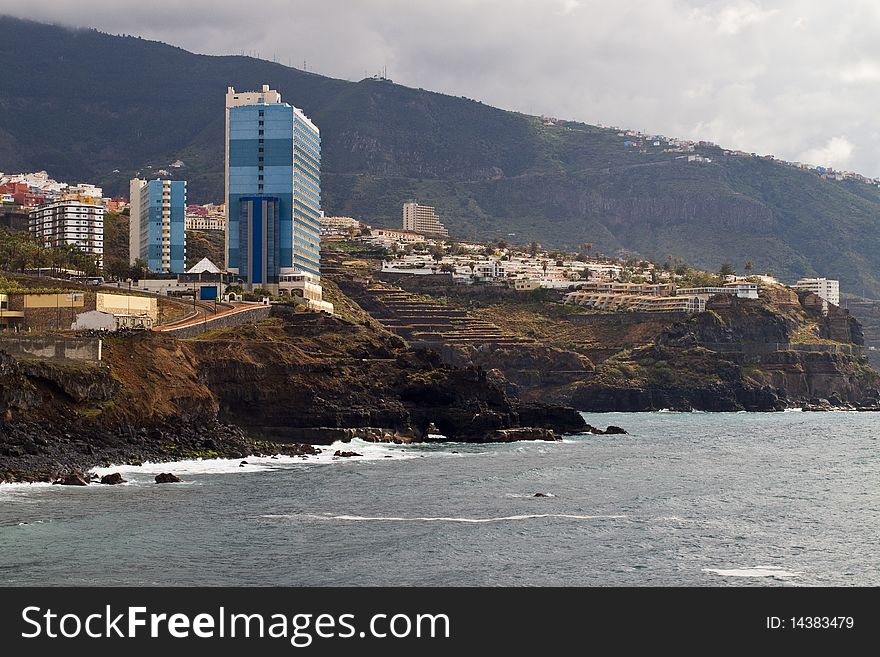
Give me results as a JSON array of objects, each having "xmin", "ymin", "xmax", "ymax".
[
  {"xmin": 320, "ymin": 215, "xmax": 364, "ymax": 236},
  {"xmin": 0, "ymin": 291, "xmax": 156, "ymax": 331},
  {"xmin": 278, "ymin": 272, "xmax": 334, "ymax": 313},
  {"xmin": 575, "ymin": 281, "xmax": 675, "ymax": 296},
  {"xmin": 185, "ymin": 214, "xmax": 226, "ymax": 231},
  {"xmin": 513, "ymin": 279, "xmax": 540, "ymax": 291},
  {"xmin": 676, "ymin": 283, "xmax": 759, "ymax": 301},
  {"xmin": 564, "ymin": 291, "xmax": 705, "ymax": 314},
  {"xmin": 793, "ymin": 277, "xmax": 839, "ymax": 306}
]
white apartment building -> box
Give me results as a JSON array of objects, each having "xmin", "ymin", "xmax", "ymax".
[
  {"xmin": 67, "ymin": 183, "xmax": 103, "ymax": 199},
  {"xmin": 793, "ymin": 278, "xmax": 839, "ymax": 306},
  {"xmin": 320, "ymin": 215, "xmax": 363, "ymax": 236},
  {"xmin": 28, "ymin": 200, "xmax": 104, "ymax": 265},
  {"xmin": 402, "ymin": 202, "xmax": 449, "ymax": 236}
]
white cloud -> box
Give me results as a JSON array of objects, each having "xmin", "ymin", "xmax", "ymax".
[
  {"xmin": 799, "ymin": 136, "xmax": 855, "ymax": 169},
  {"xmin": 840, "ymin": 59, "xmax": 880, "ymax": 83},
  {"xmin": 714, "ymin": 2, "xmax": 779, "ymax": 35}
]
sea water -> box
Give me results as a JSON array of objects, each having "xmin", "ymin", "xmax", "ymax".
[{"xmin": 1, "ymin": 411, "xmax": 878, "ymax": 586}]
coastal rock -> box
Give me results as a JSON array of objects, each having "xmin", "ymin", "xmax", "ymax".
[
  {"xmin": 53, "ymin": 472, "xmax": 89, "ymax": 486},
  {"xmin": 485, "ymin": 428, "xmax": 558, "ymax": 443},
  {"xmin": 603, "ymin": 425, "xmax": 627, "ymax": 435},
  {"xmin": 515, "ymin": 402, "xmax": 588, "ymax": 434},
  {"xmin": 333, "ymin": 450, "xmax": 362, "ymax": 458},
  {"xmin": 155, "ymin": 473, "xmax": 181, "ymax": 484},
  {"xmin": 100, "ymin": 473, "xmax": 126, "ymax": 485}
]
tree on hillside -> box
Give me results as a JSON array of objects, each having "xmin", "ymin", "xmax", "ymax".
[
  {"xmin": 744, "ymin": 260, "xmax": 754, "ymax": 274},
  {"xmin": 718, "ymin": 262, "xmax": 735, "ymax": 277},
  {"xmin": 130, "ymin": 258, "xmax": 148, "ymax": 281},
  {"xmin": 106, "ymin": 260, "xmax": 130, "ymax": 281},
  {"xmin": 528, "ymin": 241, "xmax": 539, "ymax": 256}
]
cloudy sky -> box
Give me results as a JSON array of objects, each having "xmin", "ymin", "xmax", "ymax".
[{"xmin": 5, "ymin": 0, "xmax": 880, "ymax": 176}]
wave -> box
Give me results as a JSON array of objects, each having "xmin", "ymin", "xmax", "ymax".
[
  {"xmin": 263, "ymin": 513, "xmax": 626, "ymax": 524},
  {"xmin": 88, "ymin": 440, "xmax": 426, "ymax": 477},
  {"xmin": 703, "ymin": 566, "xmax": 801, "ymax": 578}
]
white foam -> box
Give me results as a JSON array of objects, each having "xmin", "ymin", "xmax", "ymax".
[
  {"xmin": 0, "ymin": 481, "xmax": 56, "ymax": 500},
  {"xmin": 783, "ymin": 407, "xmax": 804, "ymax": 412},
  {"xmin": 264, "ymin": 513, "xmax": 626, "ymax": 524},
  {"xmin": 703, "ymin": 566, "xmax": 801, "ymax": 578},
  {"xmin": 89, "ymin": 440, "xmax": 423, "ymax": 477}
]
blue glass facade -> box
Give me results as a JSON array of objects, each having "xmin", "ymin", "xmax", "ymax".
[
  {"xmin": 138, "ymin": 179, "xmax": 186, "ymax": 273},
  {"xmin": 227, "ymin": 98, "xmax": 320, "ymax": 282},
  {"xmin": 238, "ymin": 196, "xmax": 280, "ymax": 285}
]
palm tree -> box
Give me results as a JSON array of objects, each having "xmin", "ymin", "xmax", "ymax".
[{"xmin": 744, "ymin": 260, "xmax": 754, "ymax": 275}]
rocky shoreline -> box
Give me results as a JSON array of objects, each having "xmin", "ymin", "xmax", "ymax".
[{"xmin": 0, "ymin": 414, "xmax": 630, "ymax": 484}]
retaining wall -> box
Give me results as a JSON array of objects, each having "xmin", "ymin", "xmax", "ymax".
[
  {"xmin": 0, "ymin": 335, "xmax": 102, "ymax": 362},
  {"xmin": 159, "ymin": 305, "xmax": 272, "ymax": 338}
]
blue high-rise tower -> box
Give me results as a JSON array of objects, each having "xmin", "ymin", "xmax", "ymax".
[
  {"xmin": 129, "ymin": 178, "xmax": 186, "ymax": 274},
  {"xmin": 225, "ymin": 85, "xmax": 321, "ymax": 289}
]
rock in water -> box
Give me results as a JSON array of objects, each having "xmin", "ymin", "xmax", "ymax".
[
  {"xmin": 604, "ymin": 425, "xmax": 628, "ymax": 435},
  {"xmin": 333, "ymin": 450, "xmax": 363, "ymax": 458},
  {"xmin": 155, "ymin": 473, "xmax": 181, "ymax": 484},
  {"xmin": 53, "ymin": 472, "xmax": 89, "ymax": 486},
  {"xmin": 534, "ymin": 492, "xmax": 552, "ymax": 498},
  {"xmin": 100, "ymin": 473, "xmax": 126, "ymax": 485},
  {"xmin": 239, "ymin": 461, "xmax": 249, "ymax": 467}
]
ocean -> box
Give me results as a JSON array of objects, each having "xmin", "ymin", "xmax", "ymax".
[{"xmin": 1, "ymin": 411, "xmax": 878, "ymax": 586}]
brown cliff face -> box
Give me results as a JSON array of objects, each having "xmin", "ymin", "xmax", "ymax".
[
  {"xmin": 571, "ymin": 286, "xmax": 880, "ymax": 411},
  {"xmin": 182, "ymin": 314, "xmax": 583, "ymax": 442}
]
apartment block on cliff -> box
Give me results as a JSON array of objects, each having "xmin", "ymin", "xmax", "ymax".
[
  {"xmin": 225, "ymin": 84, "xmax": 322, "ymax": 288},
  {"xmin": 402, "ymin": 202, "xmax": 449, "ymax": 237},
  {"xmin": 794, "ymin": 277, "xmax": 839, "ymax": 307}
]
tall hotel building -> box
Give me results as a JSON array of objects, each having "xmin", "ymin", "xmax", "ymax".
[
  {"xmin": 28, "ymin": 199, "xmax": 104, "ymax": 266},
  {"xmin": 402, "ymin": 202, "xmax": 449, "ymax": 236},
  {"xmin": 129, "ymin": 178, "xmax": 187, "ymax": 273},
  {"xmin": 225, "ymin": 84, "xmax": 322, "ymax": 289}
]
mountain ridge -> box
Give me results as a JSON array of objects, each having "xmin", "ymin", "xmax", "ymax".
[{"xmin": 3, "ymin": 16, "xmax": 880, "ymax": 294}]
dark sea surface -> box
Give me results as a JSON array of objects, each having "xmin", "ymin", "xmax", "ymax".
[{"xmin": 1, "ymin": 411, "xmax": 878, "ymax": 586}]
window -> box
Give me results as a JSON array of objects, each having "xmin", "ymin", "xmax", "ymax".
[
  {"xmin": 258, "ymin": 175, "xmax": 264, "ymax": 181},
  {"xmin": 258, "ymin": 147, "xmax": 264, "ymax": 153},
  {"xmin": 258, "ymin": 110, "xmax": 264, "ymax": 117},
  {"xmin": 258, "ymin": 129, "xmax": 264, "ymax": 136}
]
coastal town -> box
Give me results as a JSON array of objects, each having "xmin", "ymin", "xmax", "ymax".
[
  {"xmin": 0, "ymin": 146, "xmax": 843, "ymax": 336},
  {"xmin": 0, "ymin": 81, "xmax": 872, "ymax": 477}
]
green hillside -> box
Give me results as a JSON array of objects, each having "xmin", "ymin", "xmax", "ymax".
[{"xmin": 2, "ymin": 17, "xmax": 880, "ymax": 294}]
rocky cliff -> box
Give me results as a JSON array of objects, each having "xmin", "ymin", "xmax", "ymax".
[
  {"xmin": 568, "ymin": 287, "xmax": 880, "ymax": 412},
  {"xmin": 0, "ymin": 309, "xmax": 588, "ymax": 482},
  {"xmin": 354, "ymin": 265, "xmax": 880, "ymax": 413}
]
